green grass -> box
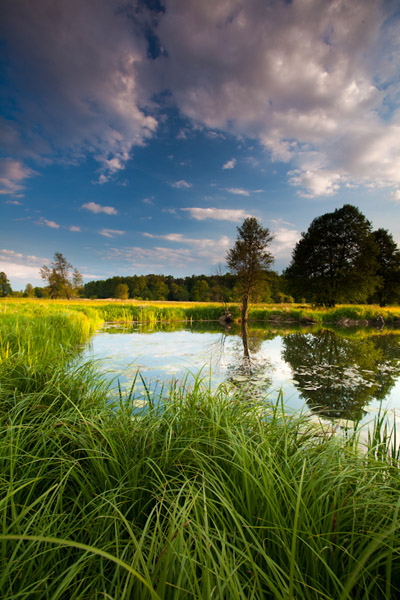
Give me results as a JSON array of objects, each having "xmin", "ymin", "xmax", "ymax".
[{"xmin": 1, "ymin": 303, "xmax": 400, "ymax": 598}]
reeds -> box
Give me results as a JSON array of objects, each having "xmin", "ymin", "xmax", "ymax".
[{"xmin": 1, "ymin": 303, "xmax": 400, "ymax": 598}]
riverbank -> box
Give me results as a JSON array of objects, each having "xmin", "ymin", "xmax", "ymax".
[
  {"xmin": 1, "ymin": 305, "xmax": 400, "ymax": 598},
  {"xmin": 2, "ymin": 297, "xmax": 400, "ymax": 326}
]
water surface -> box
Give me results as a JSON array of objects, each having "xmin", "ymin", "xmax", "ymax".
[{"xmin": 83, "ymin": 321, "xmax": 400, "ymax": 426}]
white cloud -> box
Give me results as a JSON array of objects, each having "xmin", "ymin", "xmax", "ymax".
[
  {"xmin": 222, "ymin": 158, "xmax": 236, "ymax": 170},
  {"xmin": 271, "ymin": 228, "xmax": 301, "ymax": 259},
  {"xmin": 0, "ymin": 261, "xmax": 42, "ymax": 281},
  {"xmin": 2, "ymin": 0, "xmax": 157, "ymax": 179},
  {"xmin": 3, "ymin": 0, "xmax": 400, "ymax": 199},
  {"xmin": 288, "ymin": 169, "xmax": 342, "ymax": 198},
  {"xmin": 141, "ymin": 232, "xmax": 231, "ymax": 264},
  {"xmin": 69, "ymin": 225, "xmax": 81, "ymax": 232},
  {"xmin": 36, "ymin": 217, "xmax": 60, "ymax": 229},
  {"xmin": 0, "ymin": 249, "xmax": 49, "ymax": 283},
  {"xmin": 392, "ymin": 190, "xmax": 400, "ymax": 203},
  {"xmin": 224, "ymin": 187, "xmax": 250, "ymax": 197},
  {"xmin": 0, "ymin": 158, "xmax": 37, "ymax": 196},
  {"xmin": 170, "ymin": 180, "xmax": 192, "ymax": 189},
  {"xmin": 142, "ymin": 197, "xmax": 154, "ymax": 205},
  {"xmin": 152, "ymin": 0, "xmax": 400, "ymax": 196},
  {"xmin": 181, "ymin": 207, "xmax": 251, "ymax": 222},
  {"xmin": 5, "ymin": 199, "xmax": 23, "ymax": 205},
  {"xmin": 82, "ymin": 202, "xmax": 118, "ymax": 215},
  {"xmin": 98, "ymin": 228, "xmax": 126, "ymax": 238}
]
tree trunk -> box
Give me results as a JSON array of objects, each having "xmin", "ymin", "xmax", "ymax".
[{"xmin": 241, "ymin": 294, "xmax": 249, "ymax": 322}]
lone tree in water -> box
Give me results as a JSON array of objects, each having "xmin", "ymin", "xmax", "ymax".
[
  {"xmin": 284, "ymin": 204, "xmax": 378, "ymax": 306},
  {"xmin": 226, "ymin": 217, "xmax": 274, "ymax": 321}
]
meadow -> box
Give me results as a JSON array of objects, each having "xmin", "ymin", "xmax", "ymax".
[{"xmin": 1, "ymin": 299, "xmax": 400, "ymax": 598}]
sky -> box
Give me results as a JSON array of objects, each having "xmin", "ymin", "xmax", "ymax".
[{"xmin": 1, "ymin": 0, "xmax": 400, "ymax": 290}]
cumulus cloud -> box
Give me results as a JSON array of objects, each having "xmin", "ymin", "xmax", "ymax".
[
  {"xmin": 181, "ymin": 207, "xmax": 251, "ymax": 221},
  {"xmin": 2, "ymin": 0, "xmax": 400, "ymax": 199},
  {"xmin": 271, "ymin": 228, "xmax": 301, "ymax": 259},
  {"xmin": 98, "ymin": 228, "xmax": 126, "ymax": 238},
  {"xmin": 69, "ymin": 226, "xmax": 81, "ymax": 232},
  {"xmin": 151, "ymin": 0, "xmax": 400, "ymax": 196},
  {"xmin": 0, "ymin": 0, "xmax": 157, "ymax": 180},
  {"xmin": 0, "ymin": 249, "xmax": 49, "ymax": 282},
  {"xmin": 170, "ymin": 180, "xmax": 192, "ymax": 189},
  {"xmin": 224, "ymin": 187, "xmax": 250, "ymax": 196},
  {"xmin": 142, "ymin": 232, "xmax": 231, "ymax": 264},
  {"xmin": 36, "ymin": 218, "xmax": 60, "ymax": 229},
  {"xmin": 82, "ymin": 202, "xmax": 118, "ymax": 215},
  {"xmin": 0, "ymin": 158, "xmax": 37, "ymax": 196},
  {"xmin": 288, "ymin": 169, "xmax": 342, "ymax": 197},
  {"xmin": 223, "ymin": 158, "xmax": 236, "ymax": 170}
]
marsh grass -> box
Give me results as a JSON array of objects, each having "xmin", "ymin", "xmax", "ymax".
[{"xmin": 1, "ymin": 303, "xmax": 400, "ymax": 598}]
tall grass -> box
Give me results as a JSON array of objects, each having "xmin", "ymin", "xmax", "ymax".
[
  {"xmin": 1, "ymin": 379, "xmax": 400, "ymax": 599},
  {"xmin": 1, "ymin": 303, "xmax": 400, "ymax": 598}
]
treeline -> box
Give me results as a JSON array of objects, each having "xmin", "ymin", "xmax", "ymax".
[{"xmin": 82, "ymin": 271, "xmax": 293, "ymax": 303}]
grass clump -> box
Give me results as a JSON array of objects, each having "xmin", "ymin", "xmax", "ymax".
[
  {"xmin": 1, "ymin": 378, "xmax": 400, "ymax": 599},
  {"xmin": 1, "ymin": 303, "xmax": 400, "ymax": 598}
]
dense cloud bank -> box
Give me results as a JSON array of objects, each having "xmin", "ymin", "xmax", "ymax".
[{"xmin": 1, "ymin": 0, "xmax": 400, "ymax": 197}]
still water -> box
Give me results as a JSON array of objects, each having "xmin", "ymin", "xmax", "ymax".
[{"xmin": 83, "ymin": 321, "xmax": 400, "ymax": 425}]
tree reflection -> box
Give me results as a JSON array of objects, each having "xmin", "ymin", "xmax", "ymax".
[
  {"xmin": 282, "ymin": 330, "xmax": 400, "ymax": 420},
  {"xmin": 226, "ymin": 323, "xmax": 275, "ymax": 394}
]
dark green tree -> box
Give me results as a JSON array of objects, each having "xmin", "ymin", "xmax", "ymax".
[
  {"xmin": 0, "ymin": 272, "xmax": 12, "ymax": 297},
  {"xmin": 226, "ymin": 217, "xmax": 274, "ymax": 321},
  {"xmin": 284, "ymin": 205, "xmax": 378, "ymax": 306},
  {"xmin": 370, "ymin": 228, "xmax": 400, "ymax": 306}
]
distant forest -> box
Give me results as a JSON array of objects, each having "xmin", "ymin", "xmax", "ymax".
[{"xmin": 82, "ymin": 271, "xmax": 292, "ymax": 304}]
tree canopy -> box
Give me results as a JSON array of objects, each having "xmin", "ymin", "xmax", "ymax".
[
  {"xmin": 226, "ymin": 217, "xmax": 274, "ymax": 320},
  {"xmin": 40, "ymin": 252, "xmax": 83, "ymax": 299},
  {"xmin": 370, "ymin": 228, "xmax": 400, "ymax": 306},
  {"xmin": 0, "ymin": 272, "xmax": 12, "ymax": 297},
  {"xmin": 284, "ymin": 205, "xmax": 378, "ymax": 306}
]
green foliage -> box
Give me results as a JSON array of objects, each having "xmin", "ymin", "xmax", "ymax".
[
  {"xmin": 40, "ymin": 252, "xmax": 83, "ymax": 299},
  {"xmin": 285, "ymin": 205, "xmax": 379, "ymax": 306},
  {"xmin": 370, "ymin": 228, "xmax": 400, "ymax": 306},
  {"xmin": 115, "ymin": 282, "xmax": 129, "ymax": 299},
  {"xmin": 227, "ymin": 217, "xmax": 274, "ymax": 320},
  {"xmin": 2, "ymin": 304, "xmax": 400, "ymax": 597},
  {"xmin": 0, "ymin": 271, "xmax": 12, "ymax": 296}
]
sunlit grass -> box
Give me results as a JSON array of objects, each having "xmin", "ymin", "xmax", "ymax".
[
  {"xmin": 1, "ymin": 297, "xmax": 400, "ymax": 325},
  {"xmin": 1, "ymin": 302, "xmax": 400, "ymax": 598}
]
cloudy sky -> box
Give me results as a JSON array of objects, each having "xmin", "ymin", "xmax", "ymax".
[{"xmin": 1, "ymin": 0, "xmax": 400, "ymax": 289}]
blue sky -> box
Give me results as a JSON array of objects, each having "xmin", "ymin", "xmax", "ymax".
[{"xmin": 1, "ymin": 0, "xmax": 400, "ymax": 289}]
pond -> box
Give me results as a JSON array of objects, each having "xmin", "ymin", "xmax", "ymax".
[{"xmin": 82, "ymin": 321, "xmax": 400, "ymax": 427}]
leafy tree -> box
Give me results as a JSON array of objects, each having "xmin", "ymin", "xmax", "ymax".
[
  {"xmin": 24, "ymin": 283, "xmax": 35, "ymax": 297},
  {"xmin": 284, "ymin": 205, "xmax": 378, "ymax": 306},
  {"xmin": 72, "ymin": 268, "xmax": 84, "ymax": 297},
  {"xmin": 0, "ymin": 272, "xmax": 12, "ymax": 297},
  {"xmin": 115, "ymin": 283, "xmax": 129, "ymax": 300},
  {"xmin": 191, "ymin": 279, "xmax": 211, "ymax": 302},
  {"xmin": 226, "ymin": 217, "xmax": 274, "ymax": 321},
  {"xmin": 40, "ymin": 252, "xmax": 82, "ymax": 299},
  {"xmin": 370, "ymin": 228, "xmax": 400, "ymax": 306}
]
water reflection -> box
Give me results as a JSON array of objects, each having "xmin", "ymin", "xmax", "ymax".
[
  {"xmin": 84, "ymin": 322, "xmax": 400, "ymax": 421},
  {"xmin": 282, "ymin": 330, "xmax": 400, "ymax": 419}
]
